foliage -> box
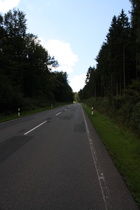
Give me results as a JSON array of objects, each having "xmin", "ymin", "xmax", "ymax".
[
  {"xmin": 0, "ymin": 9, "xmax": 73, "ymax": 114},
  {"xmin": 83, "ymin": 81, "xmax": 140, "ymax": 135},
  {"xmin": 80, "ymin": 7, "xmax": 140, "ymax": 99},
  {"xmin": 79, "ymin": 3, "xmax": 140, "ymax": 135}
]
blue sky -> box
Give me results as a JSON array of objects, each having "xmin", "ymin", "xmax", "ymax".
[{"xmin": 0, "ymin": 0, "xmax": 131, "ymax": 92}]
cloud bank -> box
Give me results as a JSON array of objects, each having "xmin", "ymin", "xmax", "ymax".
[
  {"xmin": 41, "ymin": 39, "xmax": 79, "ymax": 73},
  {"xmin": 70, "ymin": 74, "xmax": 86, "ymax": 92},
  {"xmin": 0, "ymin": 0, "xmax": 20, "ymax": 13},
  {"xmin": 40, "ymin": 38, "xmax": 85, "ymax": 92}
]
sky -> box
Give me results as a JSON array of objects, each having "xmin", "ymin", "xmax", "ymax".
[{"xmin": 0, "ymin": 0, "xmax": 132, "ymax": 92}]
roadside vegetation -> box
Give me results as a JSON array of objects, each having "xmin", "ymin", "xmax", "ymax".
[
  {"xmin": 83, "ymin": 104, "xmax": 140, "ymax": 207},
  {"xmin": 78, "ymin": 0, "xmax": 140, "ymax": 135},
  {"xmin": 0, "ymin": 103, "xmax": 68, "ymax": 123},
  {"xmin": 0, "ymin": 9, "xmax": 73, "ymax": 117},
  {"xmin": 0, "ymin": 106, "xmax": 49, "ymax": 123},
  {"xmin": 81, "ymin": 82, "xmax": 140, "ymax": 137}
]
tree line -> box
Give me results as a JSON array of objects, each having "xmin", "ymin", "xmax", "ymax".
[
  {"xmin": 79, "ymin": 0, "xmax": 140, "ymax": 134},
  {"xmin": 79, "ymin": 0, "xmax": 140, "ymax": 99},
  {"xmin": 0, "ymin": 9, "xmax": 73, "ymax": 114}
]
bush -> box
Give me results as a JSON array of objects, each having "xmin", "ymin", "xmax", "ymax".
[
  {"xmin": 132, "ymin": 102, "xmax": 140, "ymax": 131},
  {"xmin": 83, "ymin": 81, "xmax": 140, "ymax": 136}
]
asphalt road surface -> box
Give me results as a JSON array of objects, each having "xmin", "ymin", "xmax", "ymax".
[{"xmin": 0, "ymin": 103, "xmax": 139, "ymax": 210}]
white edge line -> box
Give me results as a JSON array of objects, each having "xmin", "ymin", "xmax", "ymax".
[
  {"xmin": 56, "ymin": 112, "xmax": 61, "ymax": 116},
  {"xmin": 81, "ymin": 107, "xmax": 108, "ymax": 210},
  {"xmin": 24, "ymin": 121, "xmax": 47, "ymax": 136}
]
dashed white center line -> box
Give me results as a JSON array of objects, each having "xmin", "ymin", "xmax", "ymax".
[
  {"xmin": 24, "ymin": 121, "xmax": 47, "ymax": 135},
  {"xmin": 56, "ymin": 112, "xmax": 62, "ymax": 116}
]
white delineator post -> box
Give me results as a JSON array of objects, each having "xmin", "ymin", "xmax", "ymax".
[
  {"xmin": 91, "ymin": 107, "xmax": 94, "ymax": 116},
  {"xmin": 18, "ymin": 108, "xmax": 20, "ymax": 117}
]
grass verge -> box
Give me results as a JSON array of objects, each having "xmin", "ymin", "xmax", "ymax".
[
  {"xmin": 0, "ymin": 104, "xmax": 63, "ymax": 123},
  {"xmin": 83, "ymin": 105, "xmax": 140, "ymax": 208}
]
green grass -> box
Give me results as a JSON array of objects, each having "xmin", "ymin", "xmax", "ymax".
[
  {"xmin": 0, "ymin": 108, "xmax": 47, "ymax": 123},
  {"xmin": 83, "ymin": 105, "xmax": 140, "ymax": 208},
  {"xmin": 0, "ymin": 104, "xmax": 61, "ymax": 123}
]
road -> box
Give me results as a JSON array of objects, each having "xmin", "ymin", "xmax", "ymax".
[{"xmin": 0, "ymin": 103, "xmax": 138, "ymax": 210}]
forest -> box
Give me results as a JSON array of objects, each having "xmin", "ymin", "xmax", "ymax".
[
  {"xmin": 0, "ymin": 9, "xmax": 73, "ymax": 114},
  {"xmin": 78, "ymin": 0, "xmax": 140, "ymax": 134}
]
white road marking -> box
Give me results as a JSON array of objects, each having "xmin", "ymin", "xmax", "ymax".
[
  {"xmin": 81, "ymin": 107, "xmax": 109, "ymax": 210},
  {"xmin": 56, "ymin": 112, "xmax": 61, "ymax": 116},
  {"xmin": 24, "ymin": 121, "xmax": 47, "ymax": 135}
]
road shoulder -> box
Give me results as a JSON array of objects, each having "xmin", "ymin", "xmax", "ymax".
[{"xmin": 82, "ymin": 106, "xmax": 139, "ymax": 210}]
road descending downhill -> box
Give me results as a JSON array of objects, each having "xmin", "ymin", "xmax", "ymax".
[{"xmin": 0, "ymin": 103, "xmax": 138, "ymax": 210}]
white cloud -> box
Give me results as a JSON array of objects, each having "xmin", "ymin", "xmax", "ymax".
[
  {"xmin": 70, "ymin": 73, "xmax": 86, "ymax": 92},
  {"xmin": 0, "ymin": 0, "xmax": 20, "ymax": 13},
  {"xmin": 40, "ymin": 38, "xmax": 79, "ymax": 73},
  {"xmin": 40, "ymin": 38, "xmax": 84, "ymax": 92}
]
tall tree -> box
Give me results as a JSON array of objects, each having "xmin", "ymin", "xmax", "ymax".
[
  {"xmin": 53, "ymin": 72, "xmax": 73, "ymax": 102},
  {"xmin": 2, "ymin": 9, "xmax": 27, "ymax": 91},
  {"xmin": 23, "ymin": 33, "xmax": 58, "ymax": 98},
  {"xmin": 129, "ymin": 0, "xmax": 140, "ymax": 79},
  {"xmin": 117, "ymin": 9, "xmax": 130, "ymax": 89},
  {"xmin": 106, "ymin": 11, "xmax": 130, "ymax": 94},
  {"xmin": 96, "ymin": 42, "xmax": 110, "ymax": 96}
]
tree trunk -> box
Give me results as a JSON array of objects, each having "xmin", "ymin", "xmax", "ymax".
[{"xmin": 123, "ymin": 44, "xmax": 126, "ymax": 89}]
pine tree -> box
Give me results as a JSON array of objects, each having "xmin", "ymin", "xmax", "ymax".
[{"xmin": 129, "ymin": 0, "xmax": 140, "ymax": 79}]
